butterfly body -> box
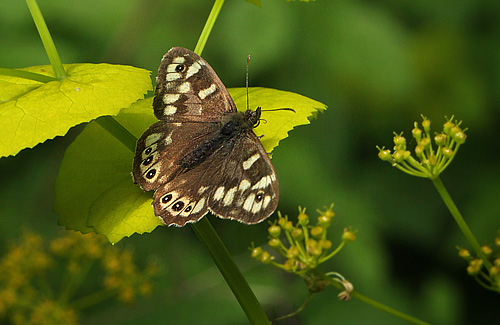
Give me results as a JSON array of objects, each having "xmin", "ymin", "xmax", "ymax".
[{"xmin": 133, "ymin": 47, "xmax": 278, "ymax": 227}]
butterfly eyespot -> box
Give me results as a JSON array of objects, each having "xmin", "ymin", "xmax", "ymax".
[
  {"xmin": 184, "ymin": 205, "xmax": 192, "ymax": 213},
  {"xmin": 145, "ymin": 147, "xmax": 152, "ymax": 155},
  {"xmin": 143, "ymin": 156, "xmax": 153, "ymax": 166},
  {"xmin": 255, "ymin": 193, "xmax": 264, "ymax": 203},
  {"xmin": 146, "ymin": 169, "xmax": 157, "ymax": 179},
  {"xmin": 175, "ymin": 64, "xmax": 185, "ymax": 72},
  {"xmin": 172, "ymin": 201, "xmax": 185, "ymax": 212},
  {"xmin": 162, "ymin": 193, "xmax": 173, "ymax": 204}
]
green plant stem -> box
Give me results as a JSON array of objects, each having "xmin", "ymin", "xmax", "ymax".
[
  {"xmin": 70, "ymin": 288, "xmax": 117, "ymax": 311},
  {"xmin": 350, "ymin": 291, "xmax": 430, "ymax": 325},
  {"xmin": 311, "ymin": 270, "xmax": 430, "ymax": 325},
  {"xmin": 26, "ymin": 0, "xmax": 67, "ymax": 79},
  {"xmin": 96, "ymin": 116, "xmax": 137, "ymax": 152},
  {"xmin": 194, "ymin": 0, "xmax": 225, "ymax": 56},
  {"xmin": 96, "ymin": 116, "xmax": 270, "ymax": 323},
  {"xmin": 192, "ymin": 218, "xmax": 270, "ymax": 324},
  {"xmin": 431, "ymin": 176, "xmax": 492, "ymax": 271},
  {"xmin": 0, "ymin": 67, "xmax": 57, "ymax": 83}
]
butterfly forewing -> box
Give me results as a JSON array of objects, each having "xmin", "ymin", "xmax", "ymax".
[
  {"xmin": 154, "ymin": 47, "xmax": 236, "ymax": 122},
  {"xmin": 133, "ymin": 47, "xmax": 279, "ymax": 226}
]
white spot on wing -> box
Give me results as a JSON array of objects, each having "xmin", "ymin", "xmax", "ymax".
[
  {"xmin": 223, "ymin": 187, "xmax": 237, "ymax": 206},
  {"xmin": 166, "ymin": 72, "xmax": 181, "ymax": 81},
  {"xmin": 172, "ymin": 57, "xmax": 185, "ymax": 64},
  {"xmin": 251, "ymin": 176, "xmax": 272, "ymax": 190},
  {"xmin": 192, "ymin": 197, "xmax": 206, "ymax": 214},
  {"xmin": 145, "ymin": 133, "xmax": 162, "ymax": 147},
  {"xmin": 164, "ymin": 105, "xmax": 177, "ymax": 116},
  {"xmin": 178, "ymin": 82, "xmax": 191, "ymax": 93},
  {"xmin": 198, "ymin": 84, "xmax": 216, "ymax": 99},
  {"xmin": 163, "ymin": 93, "xmax": 180, "ymax": 104},
  {"xmin": 238, "ymin": 179, "xmax": 251, "ymax": 192},
  {"xmin": 186, "ymin": 61, "xmax": 202, "ymax": 79},
  {"xmin": 165, "ymin": 133, "xmax": 172, "ymax": 145},
  {"xmin": 214, "ymin": 186, "xmax": 225, "ymax": 201},
  {"xmin": 243, "ymin": 193, "xmax": 255, "ymax": 212},
  {"xmin": 242, "ymin": 153, "xmax": 260, "ymax": 170},
  {"xmin": 198, "ymin": 186, "xmax": 208, "ymax": 194},
  {"xmin": 263, "ymin": 195, "xmax": 271, "ymax": 209}
]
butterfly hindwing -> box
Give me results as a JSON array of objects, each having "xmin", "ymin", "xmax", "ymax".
[{"xmin": 152, "ymin": 132, "xmax": 278, "ymax": 226}]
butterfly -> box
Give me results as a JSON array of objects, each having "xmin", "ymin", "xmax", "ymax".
[{"xmin": 132, "ymin": 47, "xmax": 279, "ymax": 227}]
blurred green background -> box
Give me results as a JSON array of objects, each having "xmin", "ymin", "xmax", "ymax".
[{"xmin": 1, "ymin": 0, "xmax": 500, "ymax": 324}]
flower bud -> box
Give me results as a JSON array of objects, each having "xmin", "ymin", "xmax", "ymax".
[
  {"xmin": 319, "ymin": 239, "xmax": 332, "ymax": 250},
  {"xmin": 283, "ymin": 259, "xmax": 295, "ymax": 272},
  {"xmin": 342, "ymin": 229, "xmax": 356, "ymax": 242},
  {"xmin": 415, "ymin": 144, "xmax": 425, "ymax": 158},
  {"xmin": 282, "ymin": 221, "xmax": 294, "ymax": 232},
  {"xmin": 251, "ymin": 247, "xmax": 263, "ymax": 259},
  {"xmin": 310, "ymin": 226, "xmax": 324, "ymax": 239},
  {"xmin": 481, "ymin": 245, "xmax": 493, "ymax": 256},
  {"xmin": 490, "ymin": 265, "xmax": 500, "ymax": 276},
  {"xmin": 419, "ymin": 137, "xmax": 431, "ymax": 149},
  {"xmin": 458, "ymin": 248, "xmax": 470, "ymax": 258},
  {"xmin": 453, "ymin": 131, "xmax": 467, "ymax": 144},
  {"xmin": 287, "ymin": 246, "xmax": 300, "ymax": 258},
  {"xmin": 443, "ymin": 120, "xmax": 455, "ymax": 135},
  {"xmin": 317, "ymin": 215, "xmax": 331, "ymax": 228},
  {"xmin": 442, "ymin": 147, "xmax": 453, "ymax": 158},
  {"xmin": 393, "ymin": 135, "xmax": 406, "ymax": 150},
  {"xmin": 260, "ymin": 251, "xmax": 272, "ymax": 264},
  {"xmin": 378, "ymin": 149, "xmax": 392, "ymax": 161},
  {"xmin": 298, "ymin": 210, "xmax": 309, "ymax": 226},
  {"xmin": 422, "ymin": 118, "xmax": 431, "ymax": 133},
  {"xmin": 412, "ymin": 125, "xmax": 422, "ymax": 142},
  {"xmin": 434, "ymin": 133, "xmax": 447, "ymax": 146},
  {"xmin": 268, "ymin": 225, "xmax": 281, "ymax": 238},
  {"xmin": 268, "ymin": 238, "xmax": 281, "ymax": 249},
  {"xmin": 393, "ymin": 150, "xmax": 407, "ymax": 163},
  {"xmin": 291, "ymin": 228, "xmax": 304, "ymax": 241}
]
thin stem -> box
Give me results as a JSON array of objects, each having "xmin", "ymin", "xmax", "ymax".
[
  {"xmin": 0, "ymin": 67, "xmax": 57, "ymax": 83},
  {"xmin": 26, "ymin": 0, "xmax": 67, "ymax": 79},
  {"xmin": 193, "ymin": 0, "xmax": 225, "ymax": 56},
  {"xmin": 95, "ymin": 116, "xmax": 137, "ymax": 152},
  {"xmin": 191, "ymin": 218, "xmax": 270, "ymax": 324},
  {"xmin": 310, "ymin": 270, "xmax": 430, "ymax": 325},
  {"xmin": 431, "ymin": 176, "xmax": 492, "ymax": 271},
  {"xmin": 271, "ymin": 292, "xmax": 314, "ymax": 324},
  {"xmin": 70, "ymin": 288, "xmax": 117, "ymax": 311},
  {"xmin": 350, "ymin": 291, "xmax": 430, "ymax": 325}
]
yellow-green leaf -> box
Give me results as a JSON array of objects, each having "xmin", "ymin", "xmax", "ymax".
[
  {"xmin": 230, "ymin": 87, "xmax": 327, "ymax": 153},
  {"xmin": 55, "ymin": 88, "xmax": 326, "ymax": 243},
  {"xmin": 0, "ymin": 63, "xmax": 151, "ymax": 158},
  {"xmin": 55, "ymin": 98, "xmax": 161, "ymax": 244}
]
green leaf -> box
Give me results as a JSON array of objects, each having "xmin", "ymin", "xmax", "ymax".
[
  {"xmin": 229, "ymin": 87, "xmax": 327, "ymax": 153},
  {"xmin": 0, "ymin": 63, "xmax": 151, "ymax": 158},
  {"xmin": 55, "ymin": 88, "xmax": 326, "ymax": 243},
  {"xmin": 55, "ymin": 98, "xmax": 162, "ymax": 243}
]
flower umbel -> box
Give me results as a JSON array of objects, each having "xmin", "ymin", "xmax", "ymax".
[
  {"xmin": 457, "ymin": 232, "xmax": 500, "ymax": 293},
  {"xmin": 251, "ymin": 205, "xmax": 354, "ymax": 276},
  {"xmin": 377, "ymin": 115, "xmax": 467, "ymax": 179},
  {"xmin": 0, "ymin": 230, "xmax": 160, "ymax": 323}
]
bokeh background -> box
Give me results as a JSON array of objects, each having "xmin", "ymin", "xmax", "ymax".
[{"xmin": 1, "ymin": 0, "xmax": 500, "ymax": 323}]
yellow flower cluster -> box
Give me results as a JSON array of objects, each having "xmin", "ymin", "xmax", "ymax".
[
  {"xmin": 377, "ymin": 115, "xmax": 467, "ymax": 179},
  {"xmin": 458, "ymin": 233, "xmax": 500, "ymax": 293},
  {"xmin": 251, "ymin": 205, "xmax": 355, "ymax": 275},
  {"xmin": 0, "ymin": 230, "xmax": 159, "ymax": 324}
]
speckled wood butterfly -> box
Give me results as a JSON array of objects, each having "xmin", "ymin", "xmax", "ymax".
[{"xmin": 132, "ymin": 47, "xmax": 278, "ymax": 226}]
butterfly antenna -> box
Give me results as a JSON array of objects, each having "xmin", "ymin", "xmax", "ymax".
[{"xmin": 246, "ymin": 54, "xmax": 251, "ymax": 111}]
